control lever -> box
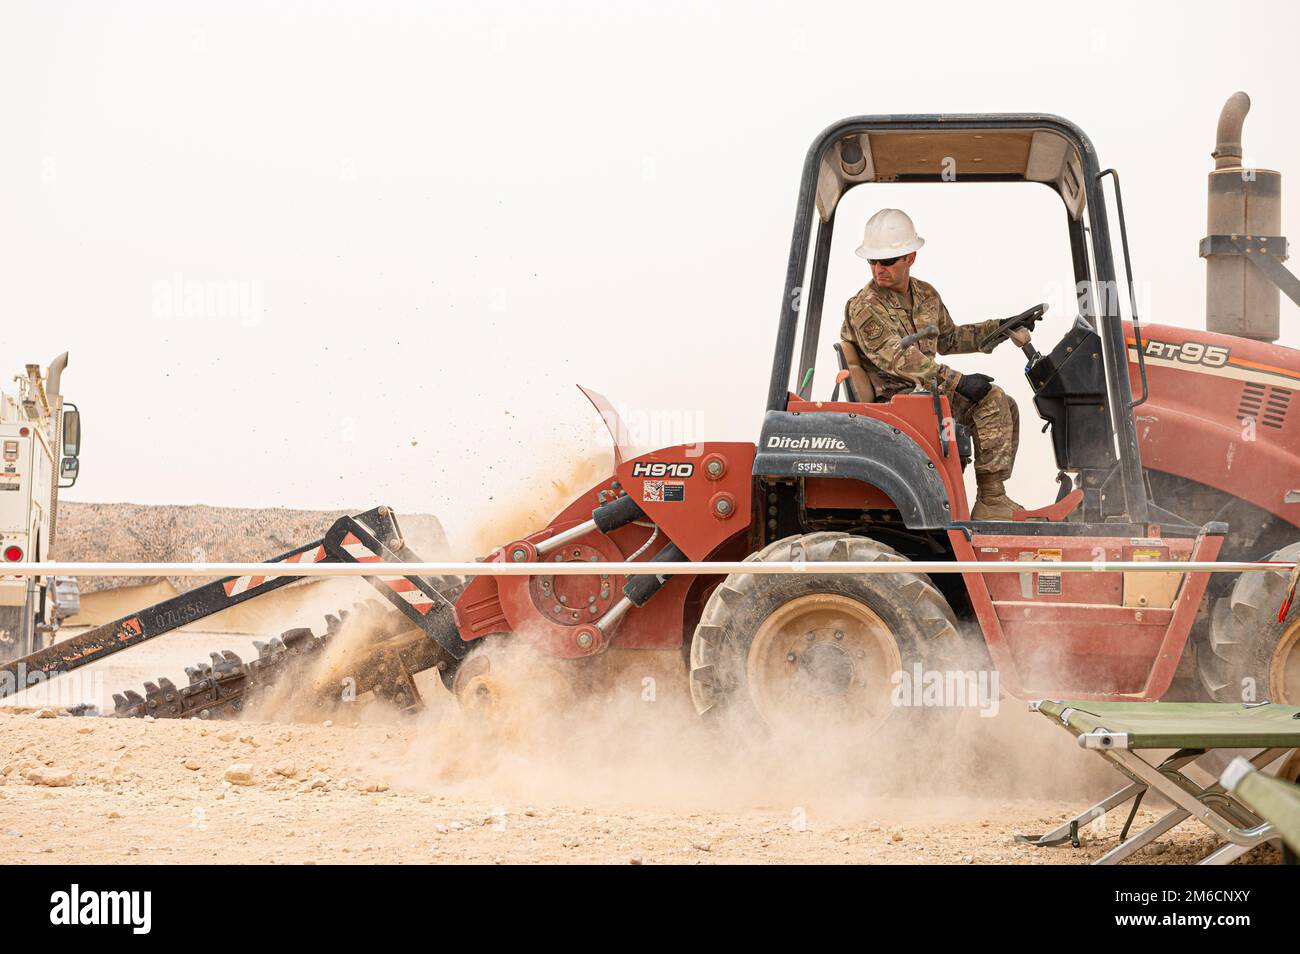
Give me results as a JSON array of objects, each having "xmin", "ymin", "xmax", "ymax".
[
  {"xmin": 930, "ymin": 381, "xmax": 949, "ymax": 458},
  {"xmin": 898, "ymin": 324, "xmax": 938, "ymax": 350},
  {"xmin": 831, "ymin": 369, "xmax": 850, "ymax": 402},
  {"xmin": 888, "ymin": 324, "xmax": 939, "ymax": 375}
]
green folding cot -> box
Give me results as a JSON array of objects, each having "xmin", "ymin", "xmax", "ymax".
[
  {"xmin": 1221, "ymin": 755, "xmax": 1300, "ymax": 862},
  {"xmin": 1024, "ymin": 700, "xmax": 1300, "ymax": 864}
]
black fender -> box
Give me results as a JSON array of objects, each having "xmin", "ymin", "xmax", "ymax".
[{"xmin": 753, "ymin": 410, "xmax": 953, "ymax": 529}]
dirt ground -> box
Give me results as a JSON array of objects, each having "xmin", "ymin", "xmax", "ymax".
[{"xmin": 1, "ymin": 625, "xmax": 1282, "ymax": 865}]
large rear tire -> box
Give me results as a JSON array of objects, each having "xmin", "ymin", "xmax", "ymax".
[
  {"xmin": 1196, "ymin": 541, "xmax": 1300, "ymax": 705},
  {"xmin": 688, "ymin": 532, "xmax": 966, "ymax": 734}
]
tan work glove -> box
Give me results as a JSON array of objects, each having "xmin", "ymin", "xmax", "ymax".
[{"xmin": 1008, "ymin": 327, "xmax": 1032, "ymax": 348}]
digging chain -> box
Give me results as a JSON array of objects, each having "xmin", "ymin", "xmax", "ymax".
[{"xmin": 105, "ymin": 600, "xmax": 448, "ymax": 720}]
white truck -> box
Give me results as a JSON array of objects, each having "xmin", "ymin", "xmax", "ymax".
[{"xmin": 0, "ymin": 353, "xmax": 81, "ymax": 662}]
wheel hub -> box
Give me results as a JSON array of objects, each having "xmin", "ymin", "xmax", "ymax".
[
  {"xmin": 746, "ymin": 593, "xmax": 902, "ymax": 731},
  {"xmin": 793, "ymin": 640, "xmax": 855, "ymax": 696},
  {"xmin": 528, "ymin": 543, "xmax": 616, "ymax": 625}
]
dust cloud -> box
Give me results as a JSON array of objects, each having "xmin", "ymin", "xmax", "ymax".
[
  {"xmin": 232, "ymin": 451, "xmax": 1112, "ymax": 829},
  {"xmin": 336, "ymin": 635, "xmax": 1115, "ymax": 827},
  {"xmin": 276, "ymin": 368, "xmax": 1116, "ymax": 823},
  {"xmin": 456, "ymin": 450, "xmax": 614, "ymax": 559}
]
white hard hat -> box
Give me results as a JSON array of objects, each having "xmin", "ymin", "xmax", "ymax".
[{"xmin": 855, "ymin": 208, "xmax": 925, "ymax": 260}]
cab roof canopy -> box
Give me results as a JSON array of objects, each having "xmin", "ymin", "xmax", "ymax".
[
  {"xmin": 774, "ymin": 112, "xmax": 1147, "ymax": 521},
  {"xmin": 813, "ymin": 117, "xmax": 1090, "ymax": 222}
]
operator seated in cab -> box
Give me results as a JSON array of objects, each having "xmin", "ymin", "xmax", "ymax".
[{"xmin": 840, "ymin": 208, "xmax": 1040, "ymax": 520}]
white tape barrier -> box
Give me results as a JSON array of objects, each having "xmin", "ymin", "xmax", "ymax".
[{"xmin": 0, "ymin": 559, "xmax": 1294, "ymax": 579}]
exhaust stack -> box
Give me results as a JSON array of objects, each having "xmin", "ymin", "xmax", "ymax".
[{"xmin": 1204, "ymin": 91, "xmax": 1283, "ymax": 343}]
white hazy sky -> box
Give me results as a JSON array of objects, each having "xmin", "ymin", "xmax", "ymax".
[{"xmin": 3, "ymin": 0, "xmax": 1299, "ymax": 548}]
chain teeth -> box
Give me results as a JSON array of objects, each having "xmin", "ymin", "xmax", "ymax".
[
  {"xmin": 280, "ymin": 629, "xmax": 312, "ymax": 651},
  {"xmin": 107, "ymin": 583, "xmax": 463, "ymax": 720},
  {"xmin": 110, "ymin": 604, "xmax": 364, "ymax": 720}
]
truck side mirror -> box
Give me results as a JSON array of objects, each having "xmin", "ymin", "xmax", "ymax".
[
  {"xmin": 62, "ymin": 405, "xmax": 80, "ymax": 458},
  {"xmin": 60, "ymin": 457, "xmax": 79, "ymax": 487}
]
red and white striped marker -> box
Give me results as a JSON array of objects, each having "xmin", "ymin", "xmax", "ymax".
[
  {"xmin": 340, "ymin": 532, "xmax": 437, "ymax": 615},
  {"xmin": 222, "ymin": 545, "xmax": 326, "ymax": 597}
]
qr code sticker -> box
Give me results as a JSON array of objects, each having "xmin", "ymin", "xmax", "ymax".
[{"xmin": 643, "ymin": 480, "xmax": 664, "ymax": 502}]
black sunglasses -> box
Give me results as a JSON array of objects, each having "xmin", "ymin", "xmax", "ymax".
[{"xmin": 868, "ymin": 255, "xmax": 904, "ymax": 267}]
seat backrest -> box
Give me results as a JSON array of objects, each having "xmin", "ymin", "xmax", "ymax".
[{"xmin": 834, "ymin": 339, "xmax": 878, "ymax": 403}]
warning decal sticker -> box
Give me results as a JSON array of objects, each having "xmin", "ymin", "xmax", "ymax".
[
  {"xmin": 1035, "ymin": 548, "xmax": 1062, "ymax": 597},
  {"xmin": 643, "ymin": 480, "xmax": 685, "ymax": 503}
]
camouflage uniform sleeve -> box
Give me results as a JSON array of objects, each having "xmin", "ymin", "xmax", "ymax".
[
  {"xmin": 847, "ymin": 296, "xmax": 962, "ymax": 394},
  {"xmin": 935, "ymin": 299, "xmax": 1004, "ymax": 355}
]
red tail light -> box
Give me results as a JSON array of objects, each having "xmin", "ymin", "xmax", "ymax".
[{"xmin": 3, "ymin": 546, "xmax": 23, "ymax": 562}]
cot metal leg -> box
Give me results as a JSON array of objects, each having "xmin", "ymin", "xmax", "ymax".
[
  {"xmin": 1079, "ymin": 752, "xmax": 1202, "ymax": 863},
  {"xmin": 1025, "ymin": 781, "xmax": 1146, "ymax": 846},
  {"xmin": 1094, "ymin": 806, "xmax": 1189, "ymax": 864},
  {"xmin": 1198, "ymin": 834, "xmax": 1279, "ymax": 866},
  {"xmin": 1081, "ymin": 748, "xmax": 1290, "ymax": 864},
  {"xmin": 1102, "ymin": 748, "xmax": 1288, "ymax": 855}
]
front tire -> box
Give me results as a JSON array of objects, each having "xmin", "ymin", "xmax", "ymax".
[{"xmin": 688, "ymin": 532, "xmax": 965, "ymax": 734}]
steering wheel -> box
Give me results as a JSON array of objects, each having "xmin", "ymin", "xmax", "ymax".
[{"xmin": 977, "ymin": 302, "xmax": 1049, "ymax": 352}]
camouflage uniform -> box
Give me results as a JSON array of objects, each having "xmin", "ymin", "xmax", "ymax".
[{"xmin": 841, "ymin": 277, "xmax": 1019, "ymax": 482}]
